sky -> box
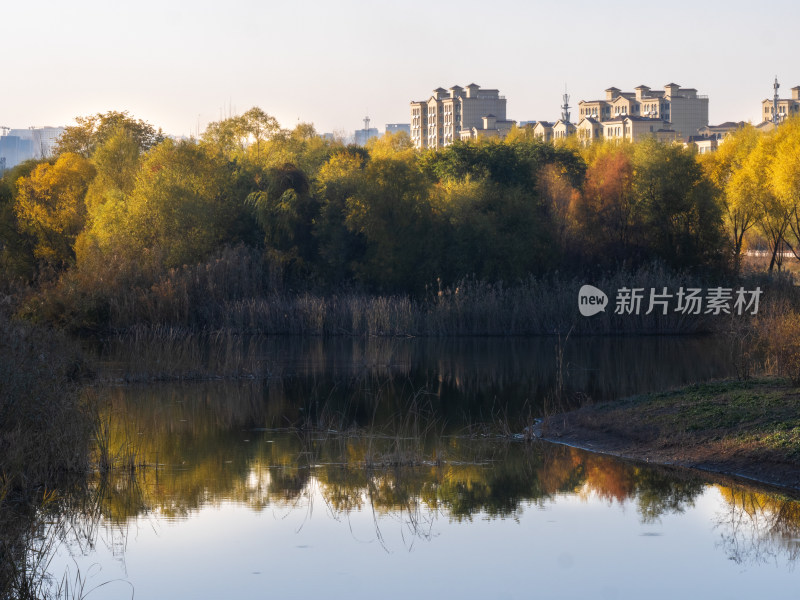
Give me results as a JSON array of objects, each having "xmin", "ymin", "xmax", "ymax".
[{"xmin": 2, "ymin": 0, "xmax": 799, "ymax": 137}]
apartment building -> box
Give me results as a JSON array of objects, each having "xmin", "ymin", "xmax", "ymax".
[
  {"xmin": 410, "ymin": 83, "xmax": 507, "ymax": 149},
  {"xmin": 577, "ymin": 83, "xmax": 708, "ymax": 140},
  {"xmin": 533, "ymin": 121, "xmax": 554, "ymax": 142},
  {"xmin": 761, "ymin": 85, "xmax": 800, "ymax": 123},
  {"xmin": 576, "ymin": 117, "xmax": 602, "ymax": 143},
  {"xmin": 459, "ymin": 114, "xmax": 515, "ymax": 142},
  {"xmin": 552, "ymin": 120, "xmax": 576, "ymax": 140},
  {"xmin": 602, "ymin": 115, "xmax": 677, "ymax": 144}
]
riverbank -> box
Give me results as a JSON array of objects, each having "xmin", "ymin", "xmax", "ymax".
[{"xmin": 541, "ymin": 377, "xmax": 800, "ymax": 490}]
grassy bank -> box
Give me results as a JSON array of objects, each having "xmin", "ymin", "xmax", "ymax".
[{"xmin": 542, "ymin": 377, "xmax": 800, "ymax": 490}]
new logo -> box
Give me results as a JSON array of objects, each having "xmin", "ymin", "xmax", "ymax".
[{"xmin": 578, "ymin": 285, "xmax": 608, "ymax": 317}]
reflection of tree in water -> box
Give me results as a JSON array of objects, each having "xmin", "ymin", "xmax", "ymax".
[
  {"xmin": 96, "ymin": 335, "xmax": 734, "ymax": 423},
  {"xmin": 714, "ymin": 487, "xmax": 800, "ymax": 566}
]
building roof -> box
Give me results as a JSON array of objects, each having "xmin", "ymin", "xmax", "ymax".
[
  {"xmin": 706, "ymin": 121, "xmax": 745, "ymax": 130},
  {"xmin": 603, "ymin": 115, "xmax": 667, "ymax": 124}
]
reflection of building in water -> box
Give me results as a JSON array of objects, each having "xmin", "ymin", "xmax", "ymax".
[{"xmin": 0, "ymin": 126, "xmax": 64, "ymax": 169}]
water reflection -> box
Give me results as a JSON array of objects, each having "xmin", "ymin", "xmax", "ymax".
[
  {"xmin": 10, "ymin": 402, "xmax": 800, "ymax": 599},
  {"xmin": 7, "ymin": 335, "xmax": 798, "ymax": 599},
  {"xmin": 95, "ymin": 335, "xmax": 734, "ymax": 416}
]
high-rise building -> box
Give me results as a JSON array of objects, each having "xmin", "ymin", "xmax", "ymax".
[
  {"xmin": 385, "ymin": 123, "xmax": 410, "ymax": 136},
  {"xmin": 354, "ymin": 116, "xmax": 379, "ymax": 146},
  {"xmin": 410, "ymin": 84, "xmax": 509, "ymax": 149},
  {"xmin": 0, "ymin": 126, "xmax": 64, "ymax": 169}
]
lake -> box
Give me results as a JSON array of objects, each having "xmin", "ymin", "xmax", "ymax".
[{"xmin": 32, "ymin": 336, "xmax": 800, "ymax": 599}]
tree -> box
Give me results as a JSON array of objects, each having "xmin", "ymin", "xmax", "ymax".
[
  {"xmin": 55, "ymin": 111, "xmax": 163, "ymax": 158},
  {"xmin": 81, "ymin": 139, "xmax": 243, "ymax": 271},
  {"xmin": 344, "ymin": 156, "xmax": 438, "ymax": 290},
  {"xmin": 574, "ymin": 144, "xmax": 638, "ymax": 262},
  {"xmin": 701, "ymin": 125, "xmax": 761, "ymax": 272},
  {"xmin": 632, "ymin": 139, "xmax": 725, "ymax": 269},
  {"xmin": 246, "ymin": 163, "xmax": 319, "ymax": 271},
  {"xmin": 0, "ymin": 160, "xmax": 44, "ymax": 279},
  {"xmin": 748, "ymin": 132, "xmax": 789, "ymax": 272},
  {"xmin": 769, "ymin": 117, "xmax": 800, "ymax": 266},
  {"xmin": 267, "ymin": 122, "xmax": 338, "ymax": 176},
  {"xmin": 313, "ymin": 148, "xmax": 369, "ymax": 283},
  {"xmin": 202, "ymin": 107, "xmax": 282, "ymax": 163},
  {"xmin": 14, "ymin": 153, "xmax": 96, "ymax": 269}
]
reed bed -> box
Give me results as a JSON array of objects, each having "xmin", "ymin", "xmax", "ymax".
[{"xmin": 102, "ymin": 261, "xmax": 731, "ymax": 336}]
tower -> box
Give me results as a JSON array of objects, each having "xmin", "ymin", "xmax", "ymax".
[
  {"xmin": 773, "ymin": 76, "xmax": 780, "ymax": 126},
  {"xmin": 561, "ymin": 87, "xmax": 571, "ymax": 124}
]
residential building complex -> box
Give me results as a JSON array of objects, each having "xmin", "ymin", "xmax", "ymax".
[
  {"xmin": 761, "ymin": 81, "xmax": 800, "ymax": 124},
  {"xmin": 459, "ymin": 114, "xmax": 515, "ymax": 142},
  {"xmin": 410, "ymin": 84, "xmax": 510, "ymax": 149},
  {"xmin": 577, "ymin": 83, "xmax": 708, "ymax": 140}
]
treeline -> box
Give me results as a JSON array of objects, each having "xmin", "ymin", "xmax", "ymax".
[{"xmin": 0, "ymin": 109, "xmax": 797, "ymax": 332}]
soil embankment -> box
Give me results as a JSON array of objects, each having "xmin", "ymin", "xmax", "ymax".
[{"xmin": 542, "ymin": 378, "xmax": 800, "ymax": 490}]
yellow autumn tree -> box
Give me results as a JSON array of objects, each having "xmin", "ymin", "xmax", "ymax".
[
  {"xmin": 700, "ymin": 125, "xmax": 761, "ymax": 271},
  {"xmin": 14, "ymin": 153, "xmax": 96, "ymax": 268},
  {"xmin": 770, "ymin": 117, "xmax": 800, "ymax": 261}
]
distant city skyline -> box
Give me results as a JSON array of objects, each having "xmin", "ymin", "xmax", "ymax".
[{"xmin": 2, "ymin": 0, "xmax": 798, "ymax": 137}]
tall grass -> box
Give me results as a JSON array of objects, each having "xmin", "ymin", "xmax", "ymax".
[
  {"xmin": 0, "ymin": 313, "xmax": 95, "ymax": 599},
  {"xmin": 0, "ymin": 315, "xmax": 93, "ymax": 495},
  {"xmin": 20, "ymin": 244, "xmax": 800, "ymax": 338}
]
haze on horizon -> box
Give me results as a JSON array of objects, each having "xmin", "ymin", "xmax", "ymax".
[{"xmin": 2, "ymin": 0, "xmax": 798, "ymax": 137}]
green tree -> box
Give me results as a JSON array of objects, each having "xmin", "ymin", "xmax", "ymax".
[
  {"xmin": 632, "ymin": 139, "xmax": 725, "ymax": 269},
  {"xmin": 246, "ymin": 163, "xmax": 319, "ymax": 271},
  {"xmin": 313, "ymin": 148, "xmax": 369, "ymax": 283},
  {"xmin": 344, "ymin": 156, "xmax": 437, "ymax": 290}
]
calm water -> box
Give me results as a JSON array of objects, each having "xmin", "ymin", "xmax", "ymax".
[{"xmin": 33, "ymin": 337, "xmax": 800, "ymax": 598}]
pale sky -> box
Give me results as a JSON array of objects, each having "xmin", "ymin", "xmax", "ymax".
[{"xmin": 2, "ymin": 0, "xmax": 798, "ymax": 137}]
